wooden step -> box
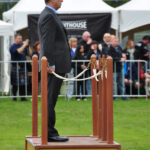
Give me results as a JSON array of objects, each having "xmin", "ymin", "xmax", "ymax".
[{"xmin": 25, "ymin": 136, "xmax": 121, "ymax": 150}]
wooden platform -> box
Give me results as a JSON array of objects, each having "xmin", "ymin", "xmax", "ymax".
[{"xmin": 25, "ymin": 136, "xmax": 121, "ymax": 150}]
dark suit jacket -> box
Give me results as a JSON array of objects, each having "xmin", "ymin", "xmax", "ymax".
[
  {"xmin": 38, "ymin": 7, "xmax": 71, "ymax": 73},
  {"xmin": 108, "ymin": 45, "xmax": 122, "ymax": 72}
]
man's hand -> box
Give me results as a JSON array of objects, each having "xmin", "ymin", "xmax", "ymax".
[
  {"xmin": 23, "ymin": 39, "xmax": 29, "ymax": 47},
  {"xmin": 47, "ymin": 66, "xmax": 55, "ymax": 74},
  {"xmin": 81, "ymin": 65, "xmax": 86, "ymax": 70},
  {"xmin": 17, "ymin": 39, "xmax": 29, "ymax": 54},
  {"xmin": 87, "ymin": 38, "xmax": 92, "ymax": 45},
  {"xmin": 121, "ymin": 53, "xmax": 126, "ymax": 61}
]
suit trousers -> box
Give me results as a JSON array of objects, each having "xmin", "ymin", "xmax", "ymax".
[{"xmin": 47, "ymin": 73, "xmax": 65, "ymax": 137}]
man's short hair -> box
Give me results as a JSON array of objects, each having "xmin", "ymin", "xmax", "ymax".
[
  {"xmin": 103, "ymin": 33, "xmax": 111, "ymax": 38},
  {"xmin": 45, "ymin": 0, "xmax": 50, "ymax": 4},
  {"xmin": 15, "ymin": 33, "xmax": 22, "ymax": 38},
  {"xmin": 143, "ymin": 35, "xmax": 150, "ymax": 41}
]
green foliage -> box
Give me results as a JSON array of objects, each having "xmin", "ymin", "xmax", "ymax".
[
  {"xmin": 0, "ymin": 97, "xmax": 150, "ymax": 150},
  {"xmin": 0, "ymin": 3, "xmax": 16, "ymax": 19},
  {"xmin": 103, "ymin": 0, "xmax": 131, "ymax": 8}
]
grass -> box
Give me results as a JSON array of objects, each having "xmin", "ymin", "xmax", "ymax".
[{"xmin": 0, "ymin": 97, "xmax": 150, "ymax": 150}]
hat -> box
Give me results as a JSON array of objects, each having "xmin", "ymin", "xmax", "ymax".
[{"xmin": 91, "ymin": 40, "xmax": 99, "ymax": 45}]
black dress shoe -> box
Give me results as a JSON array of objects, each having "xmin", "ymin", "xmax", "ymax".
[
  {"xmin": 13, "ymin": 98, "xmax": 17, "ymax": 101},
  {"xmin": 21, "ymin": 98, "xmax": 27, "ymax": 101},
  {"xmin": 48, "ymin": 136, "xmax": 69, "ymax": 142}
]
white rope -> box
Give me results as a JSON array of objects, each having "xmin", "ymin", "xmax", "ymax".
[
  {"xmin": 64, "ymin": 68, "xmax": 88, "ymax": 81},
  {"xmin": 63, "ymin": 71, "xmax": 102, "ymax": 81},
  {"xmin": 52, "ymin": 70, "xmax": 102, "ymax": 82},
  {"xmin": 105, "ymin": 70, "xmax": 107, "ymax": 79},
  {"xmin": 93, "ymin": 69, "xmax": 99, "ymax": 81},
  {"xmin": 52, "ymin": 72, "xmax": 69, "ymax": 80}
]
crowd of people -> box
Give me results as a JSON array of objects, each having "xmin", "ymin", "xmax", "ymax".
[
  {"xmin": 66, "ymin": 31, "xmax": 150, "ymax": 101},
  {"xmin": 9, "ymin": 31, "xmax": 150, "ymax": 101}
]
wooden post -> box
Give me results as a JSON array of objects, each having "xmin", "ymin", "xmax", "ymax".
[
  {"xmin": 32, "ymin": 55, "xmax": 38, "ymax": 137},
  {"xmin": 91, "ymin": 55, "xmax": 98, "ymax": 137},
  {"xmin": 98, "ymin": 56, "xmax": 102, "ymax": 140},
  {"xmin": 41, "ymin": 57, "xmax": 48, "ymax": 145},
  {"xmin": 102, "ymin": 57, "xmax": 107, "ymax": 141},
  {"xmin": 106, "ymin": 57, "xmax": 114, "ymax": 144}
]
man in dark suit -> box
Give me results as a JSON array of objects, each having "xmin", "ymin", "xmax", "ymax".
[{"xmin": 38, "ymin": 0, "xmax": 71, "ymax": 142}]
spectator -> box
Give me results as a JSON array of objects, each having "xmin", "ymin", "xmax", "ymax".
[
  {"xmin": 73, "ymin": 45, "xmax": 87, "ymax": 101},
  {"xmin": 101, "ymin": 33, "xmax": 111, "ymax": 55},
  {"xmin": 108, "ymin": 37, "xmax": 127, "ymax": 100},
  {"xmin": 123, "ymin": 40, "xmax": 136, "ymax": 95},
  {"xmin": 87, "ymin": 40, "xmax": 102, "ymax": 59},
  {"xmin": 67, "ymin": 38, "xmax": 78, "ymax": 99},
  {"xmin": 110, "ymin": 34, "xmax": 116, "ymax": 41},
  {"xmin": 32, "ymin": 41, "xmax": 40, "ymax": 59},
  {"xmin": 134, "ymin": 35, "xmax": 150, "ymax": 60},
  {"xmin": 86, "ymin": 41, "xmax": 102, "ymax": 95},
  {"xmin": 123, "ymin": 40, "xmax": 135, "ymax": 60},
  {"xmin": 144, "ymin": 70, "xmax": 150, "ymax": 98},
  {"xmin": 32, "ymin": 41, "xmax": 41, "ymax": 94},
  {"xmin": 139, "ymin": 63, "xmax": 146, "ymax": 95},
  {"xmin": 124, "ymin": 62, "xmax": 140, "ymax": 96},
  {"xmin": 78, "ymin": 31, "xmax": 92, "ymax": 54},
  {"xmin": 10, "ymin": 33, "xmax": 29, "ymax": 101}
]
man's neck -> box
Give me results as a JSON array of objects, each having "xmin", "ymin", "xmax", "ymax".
[
  {"xmin": 14, "ymin": 42, "xmax": 20, "ymax": 45},
  {"xmin": 94, "ymin": 49, "xmax": 97, "ymax": 53},
  {"xmin": 47, "ymin": 3, "xmax": 57, "ymax": 10}
]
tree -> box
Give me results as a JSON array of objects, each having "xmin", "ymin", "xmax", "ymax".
[
  {"xmin": 103, "ymin": 0, "xmax": 130, "ymax": 8},
  {"xmin": 0, "ymin": 2, "xmax": 16, "ymax": 19}
]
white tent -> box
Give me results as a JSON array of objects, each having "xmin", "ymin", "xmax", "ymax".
[
  {"xmin": 3, "ymin": 0, "xmax": 117, "ymax": 31},
  {"xmin": 117, "ymin": 0, "xmax": 150, "ymax": 32},
  {"xmin": 0, "ymin": 20, "xmax": 14, "ymax": 93}
]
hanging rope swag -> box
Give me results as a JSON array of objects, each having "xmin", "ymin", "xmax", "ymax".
[{"xmin": 47, "ymin": 59, "xmax": 107, "ymax": 82}]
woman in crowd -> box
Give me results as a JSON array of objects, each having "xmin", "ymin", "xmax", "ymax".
[
  {"xmin": 123, "ymin": 40, "xmax": 135, "ymax": 60},
  {"xmin": 32, "ymin": 41, "xmax": 40, "ymax": 59},
  {"xmin": 73, "ymin": 45, "xmax": 87, "ymax": 101},
  {"xmin": 86, "ymin": 41, "xmax": 102, "ymax": 95},
  {"xmin": 32, "ymin": 41, "xmax": 41, "ymax": 93},
  {"xmin": 123, "ymin": 40, "xmax": 147, "ymax": 97},
  {"xmin": 123, "ymin": 40, "xmax": 136, "ymax": 95},
  {"xmin": 87, "ymin": 40, "xmax": 102, "ymax": 59},
  {"xmin": 67, "ymin": 38, "xmax": 78, "ymax": 99}
]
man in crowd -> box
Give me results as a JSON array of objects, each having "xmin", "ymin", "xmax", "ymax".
[
  {"xmin": 134, "ymin": 35, "xmax": 150, "ymax": 60},
  {"xmin": 38, "ymin": 0, "xmax": 71, "ymax": 142},
  {"xmin": 78, "ymin": 31, "xmax": 92, "ymax": 54},
  {"xmin": 101, "ymin": 33, "xmax": 111, "ymax": 55},
  {"xmin": 78, "ymin": 31, "xmax": 92, "ymax": 95},
  {"xmin": 108, "ymin": 37, "xmax": 127, "ymax": 100},
  {"xmin": 10, "ymin": 33, "xmax": 29, "ymax": 101}
]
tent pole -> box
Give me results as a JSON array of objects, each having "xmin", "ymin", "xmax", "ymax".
[{"xmin": 118, "ymin": 10, "xmax": 122, "ymax": 45}]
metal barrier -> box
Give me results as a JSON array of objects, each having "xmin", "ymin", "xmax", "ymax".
[
  {"xmin": 0, "ymin": 60, "xmax": 32, "ymax": 98},
  {"xmin": 0, "ymin": 59, "xmax": 149, "ymax": 99},
  {"xmin": 113, "ymin": 60, "xmax": 148, "ymax": 98}
]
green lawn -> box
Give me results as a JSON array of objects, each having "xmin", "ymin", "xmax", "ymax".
[{"xmin": 0, "ymin": 97, "xmax": 150, "ymax": 150}]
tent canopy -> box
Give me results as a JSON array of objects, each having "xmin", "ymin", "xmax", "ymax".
[
  {"xmin": 0, "ymin": 20, "xmax": 13, "ymax": 93},
  {"xmin": 116, "ymin": 0, "xmax": 150, "ymax": 32},
  {"xmin": 0, "ymin": 20, "xmax": 13, "ymax": 35},
  {"xmin": 3, "ymin": 0, "xmax": 117, "ymax": 31}
]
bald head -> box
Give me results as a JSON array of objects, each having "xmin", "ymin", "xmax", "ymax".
[
  {"xmin": 103, "ymin": 33, "xmax": 111, "ymax": 44},
  {"xmin": 111, "ymin": 37, "xmax": 118, "ymax": 47},
  {"xmin": 82, "ymin": 31, "xmax": 91, "ymax": 42}
]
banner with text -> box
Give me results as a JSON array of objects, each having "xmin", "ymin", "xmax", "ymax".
[{"xmin": 28, "ymin": 13, "xmax": 111, "ymax": 46}]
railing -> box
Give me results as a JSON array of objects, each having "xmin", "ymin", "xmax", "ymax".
[{"xmin": 0, "ymin": 60, "xmax": 149, "ymax": 99}]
